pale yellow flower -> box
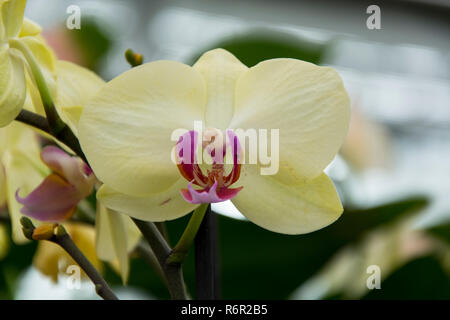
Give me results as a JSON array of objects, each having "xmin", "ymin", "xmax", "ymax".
[{"xmin": 78, "ymin": 49, "xmax": 351, "ymax": 234}]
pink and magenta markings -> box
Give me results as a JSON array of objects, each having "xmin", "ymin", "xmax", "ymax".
[{"xmin": 176, "ymin": 130, "xmax": 243, "ymax": 204}]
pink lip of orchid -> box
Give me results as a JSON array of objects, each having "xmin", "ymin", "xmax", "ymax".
[
  {"xmin": 176, "ymin": 130, "xmax": 243, "ymax": 204},
  {"xmin": 15, "ymin": 145, "xmax": 96, "ymax": 222}
]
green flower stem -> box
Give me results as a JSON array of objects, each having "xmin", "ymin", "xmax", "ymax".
[
  {"xmin": 167, "ymin": 204, "xmax": 208, "ymax": 265},
  {"xmin": 132, "ymin": 218, "xmax": 188, "ymax": 299},
  {"xmin": 20, "ymin": 218, "xmax": 118, "ymax": 300},
  {"xmin": 9, "ymin": 39, "xmax": 65, "ymax": 135}
]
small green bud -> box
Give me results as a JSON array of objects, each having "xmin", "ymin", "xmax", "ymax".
[
  {"xmin": 20, "ymin": 216, "xmax": 34, "ymax": 229},
  {"xmin": 125, "ymin": 49, "xmax": 143, "ymax": 67},
  {"xmin": 22, "ymin": 227, "xmax": 34, "ymax": 240}
]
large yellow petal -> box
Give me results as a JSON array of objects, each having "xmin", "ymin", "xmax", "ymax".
[
  {"xmin": 1, "ymin": 0, "xmax": 26, "ymax": 39},
  {"xmin": 106, "ymin": 212, "xmax": 129, "ymax": 284},
  {"xmin": 79, "ymin": 61, "xmax": 207, "ymax": 196},
  {"xmin": 230, "ymin": 59, "xmax": 350, "ymax": 184},
  {"xmin": 95, "ymin": 204, "xmax": 141, "ymax": 257},
  {"xmin": 193, "ymin": 48, "xmax": 247, "ymax": 129},
  {"xmin": 19, "ymin": 17, "xmax": 41, "ymax": 37},
  {"xmin": 55, "ymin": 60, "xmax": 105, "ymax": 135},
  {"xmin": 95, "ymin": 204, "xmax": 140, "ymax": 283},
  {"xmin": 0, "ymin": 47, "xmax": 26, "ymax": 127},
  {"xmin": 95, "ymin": 204, "xmax": 114, "ymax": 261},
  {"xmin": 97, "ymin": 179, "xmax": 197, "ymax": 222},
  {"xmin": 232, "ymin": 165, "xmax": 343, "ymax": 234}
]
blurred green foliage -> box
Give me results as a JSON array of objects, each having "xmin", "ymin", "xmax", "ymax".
[
  {"xmin": 0, "ymin": 224, "xmax": 37, "ymax": 299},
  {"xmin": 102, "ymin": 196, "xmax": 432, "ymax": 299},
  {"xmin": 363, "ymin": 256, "xmax": 450, "ymax": 299},
  {"xmin": 69, "ymin": 17, "xmax": 112, "ymax": 72},
  {"xmin": 427, "ymin": 221, "xmax": 450, "ymax": 246},
  {"xmin": 189, "ymin": 29, "xmax": 325, "ymax": 67}
]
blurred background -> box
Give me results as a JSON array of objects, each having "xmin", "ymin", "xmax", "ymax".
[{"xmin": 1, "ymin": 0, "xmax": 450, "ymax": 299}]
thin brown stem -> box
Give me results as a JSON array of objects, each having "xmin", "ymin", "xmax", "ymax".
[
  {"xmin": 53, "ymin": 227, "xmax": 118, "ymax": 300},
  {"xmin": 155, "ymin": 222, "xmax": 169, "ymax": 243},
  {"xmin": 132, "ymin": 218, "xmax": 188, "ymax": 299},
  {"xmin": 15, "ymin": 109, "xmax": 50, "ymax": 133},
  {"xmin": 20, "ymin": 219, "xmax": 118, "ymax": 300},
  {"xmin": 15, "ymin": 109, "xmax": 88, "ymax": 163}
]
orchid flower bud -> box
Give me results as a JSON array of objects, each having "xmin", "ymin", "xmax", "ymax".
[{"xmin": 16, "ymin": 146, "xmax": 95, "ymax": 222}]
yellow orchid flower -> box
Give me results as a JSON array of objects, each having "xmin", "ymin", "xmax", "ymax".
[
  {"xmin": 78, "ymin": 48, "xmax": 350, "ymax": 235},
  {"xmin": 0, "ymin": 0, "xmax": 56, "ymax": 127}
]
